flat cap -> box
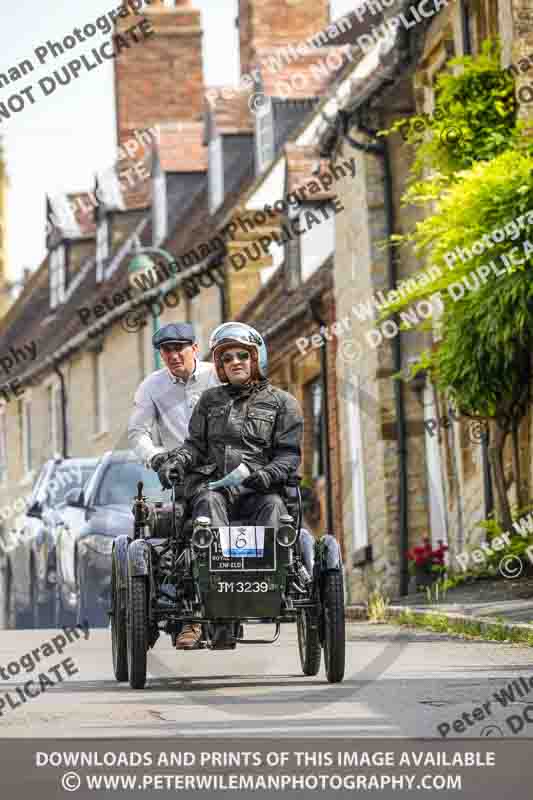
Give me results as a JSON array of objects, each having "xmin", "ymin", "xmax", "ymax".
[{"xmin": 152, "ymin": 322, "xmax": 196, "ymax": 349}]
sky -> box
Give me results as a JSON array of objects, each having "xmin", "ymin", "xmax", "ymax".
[{"xmin": 1, "ymin": 0, "xmax": 355, "ymax": 284}]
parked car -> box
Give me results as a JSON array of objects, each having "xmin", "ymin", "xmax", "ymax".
[
  {"xmin": 4, "ymin": 457, "xmax": 98, "ymax": 629},
  {"xmin": 55, "ymin": 451, "xmax": 170, "ymax": 628}
]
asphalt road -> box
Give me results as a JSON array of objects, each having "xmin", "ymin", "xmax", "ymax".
[{"xmin": 1, "ymin": 621, "xmax": 533, "ymax": 739}]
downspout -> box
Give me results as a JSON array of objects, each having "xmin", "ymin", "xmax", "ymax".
[
  {"xmin": 310, "ymin": 297, "xmax": 335, "ymax": 538},
  {"xmin": 53, "ymin": 363, "xmax": 68, "ymax": 459},
  {"xmin": 342, "ymin": 113, "xmax": 410, "ymax": 596},
  {"xmin": 482, "ymin": 438, "xmax": 494, "ymax": 518}
]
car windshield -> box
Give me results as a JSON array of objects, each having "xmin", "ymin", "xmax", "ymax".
[
  {"xmin": 48, "ymin": 465, "xmax": 96, "ymax": 506},
  {"xmin": 95, "ymin": 461, "xmax": 171, "ymax": 506}
]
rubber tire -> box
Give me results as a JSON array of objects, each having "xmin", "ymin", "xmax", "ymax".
[
  {"xmin": 127, "ymin": 576, "xmax": 148, "ymax": 689},
  {"xmin": 297, "ymin": 610, "xmax": 321, "ymax": 676},
  {"xmin": 111, "ymin": 553, "xmax": 128, "ymax": 682},
  {"xmin": 54, "ymin": 583, "xmax": 77, "ymax": 629},
  {"xmin": 322, "ymin": 570, "xmax": 345, "ymax": 684}
]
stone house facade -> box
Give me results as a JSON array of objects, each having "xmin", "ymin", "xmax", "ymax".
[{"xmin": 320, "ymin": 0, "xmax": 532, "ymax": 602}]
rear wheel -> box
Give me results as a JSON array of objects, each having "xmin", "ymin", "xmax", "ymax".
[
  {"xmin": 127, "ymin": 576, "xmax": 149, "ymax": 689},
  {"xmin": 297, "ymin": 610, "xmax": 321, "ymax": 676},
  {"xmin": 111, "ymin": 552, "xmax": 128, "ymax": 682},
  {"xmin": 322, "ymin": 571, "xmax": 345, "ymax": 683}
]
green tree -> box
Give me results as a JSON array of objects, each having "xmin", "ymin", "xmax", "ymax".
[{"xmin": 380, "ymin": 42, "xmax": 533, "ymax": 530}]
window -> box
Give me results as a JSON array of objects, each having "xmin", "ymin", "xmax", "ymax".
[
  {"xmin": 92, "ymin": 350, "xmax": 107, "ymax": 435},
  {"xmin": 209, "ymin": 135, "xmax": 224, "ymax": 214},
  {"xmin": 309, "ymin": 379, "xmax": 325, "ymax": 480},
  {"xmin": 47, "ymin": 382, "xmax": 63, "ymax": 457},
  {"xmin": 344, "ymin": 375, "xmax": 369, "ymax": 555},
  {"xmin": 0, "ymin": 411, "xmax": 7, "ymax": 486},
  {"xmin": 255, "ymin": 100, "xmax": 275, "ymax": 175},
  {"xmin": 19, "ymin": 396, "xmax": 32, "ymax": 475},
  {"xmin": 300, "ymin": 202, "xmax": 335, "ymax": 283},
  {"xmin": 49, "ymin": 245, "xmax": 66, "ymax": 309}
]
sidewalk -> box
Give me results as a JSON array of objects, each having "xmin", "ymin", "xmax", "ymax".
[{"xmin": 346, "ymin": 575, "xmax": 533, "ymax": 631}]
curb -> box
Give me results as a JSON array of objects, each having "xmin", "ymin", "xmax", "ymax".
[{"xmin": 346, "ymin": 603, "xmax": 533, "ymax": 636}]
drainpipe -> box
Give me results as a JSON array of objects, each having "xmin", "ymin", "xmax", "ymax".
[
  {"xmin": 481, "ymin": 438, "xmax": 494, "ymax": 519},
  {"xmin": 310, "ymin": 297, "xmax": 335, "ymax": 538},
  {"xmin": 53, "ymin": 363, "xmax": 68, "ymax": 459},
  {"xmin": 341, "ymin": 111, "xmax": 410, "ymax": 596}
]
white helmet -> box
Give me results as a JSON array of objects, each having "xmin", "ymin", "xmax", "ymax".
[{"xmin": 209, "ymin": 322, "xmax": 267, "ymax": 382}]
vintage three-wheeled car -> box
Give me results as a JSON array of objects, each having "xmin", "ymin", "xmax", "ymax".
[{"xmin": 110, "ymin": 471, "xmax": 345, "ymax": 689}]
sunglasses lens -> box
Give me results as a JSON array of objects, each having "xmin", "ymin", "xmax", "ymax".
[{"xmin": 222, "ymin": 351, "xmax": 250, "ymax": 363}]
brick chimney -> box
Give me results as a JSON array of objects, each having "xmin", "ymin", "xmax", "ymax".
[
  {"xmin": 115, "ymin": 0, "xmax": 205, "ymax": 144},
  {"xmin": 238, "ymin": 0, "xmax": 330, "ymax": 76}
]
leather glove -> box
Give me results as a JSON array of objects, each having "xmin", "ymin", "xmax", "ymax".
[
  {"xmin": 150, "ymin": 453, "xmax": 170, "ymax": 473},
  {"xmin": 242, "ymin": 469, "xmax": 272, "ymax": 493},
  {"xmin": 158, "ymin": 455, "xmax": 186, "ymax": 489}
]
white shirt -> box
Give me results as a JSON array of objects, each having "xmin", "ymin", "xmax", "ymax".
[{"xmin": 128, "ymin": 360, "xmax": 219, "ymax": 465}]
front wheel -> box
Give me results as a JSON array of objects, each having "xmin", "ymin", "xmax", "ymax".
[
  {"xmin": 111, "ymin": 552, "xmax": 128, "ymax": 682},
  {"xmin": 297, "ymin": 610, "xmax": 321, "ymax": 676},
  {"xmin": 127, "ymin": 576, "xmax": 149, "ymax": 689},
  {"xmin": 322, "ymin": 571, "xmax": 345, "ymax": 683}
]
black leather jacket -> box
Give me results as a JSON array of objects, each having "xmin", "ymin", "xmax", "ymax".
[{"xmin": 177, "ymin": 379, "xmax": 303, "ymax": 497}]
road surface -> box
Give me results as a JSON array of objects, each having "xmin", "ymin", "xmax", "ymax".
[{"xmin": 1, "ymin": 621, "xmax": 532, "ymax": 739}]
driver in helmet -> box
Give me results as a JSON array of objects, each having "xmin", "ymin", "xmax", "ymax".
[{"xmin": 159, "ymin": 322, "xmax": 305, "ymax": 649}]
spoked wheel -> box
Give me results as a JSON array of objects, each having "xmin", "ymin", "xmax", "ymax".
[
  {"xmin": 321, "ymin": 571, "xmax": 345, "ymax": 683},
  {"xmin": 127, "ymin": 576, "xmax": 149, "ymax": 689},
  {"xmin": 297, "ymin": 610, "xmax": 321, "ymax": 676},
  {"xmin": 111, "ymin": 551, "xmax": 128, "ymax": 682}
]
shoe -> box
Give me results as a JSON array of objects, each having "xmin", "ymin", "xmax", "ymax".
[{"xmin": 175, "ymin": 624, "xmax": 202, "ymax": 650}]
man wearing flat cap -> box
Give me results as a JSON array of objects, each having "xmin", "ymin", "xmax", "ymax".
[{"xmin": 128, "ymin": 322, "xmax": 219, "ymax": 474}]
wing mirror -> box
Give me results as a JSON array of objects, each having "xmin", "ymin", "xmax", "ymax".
[{"xmin": 27, "ymin": 500, "xmax": 43, "ymax": 519}]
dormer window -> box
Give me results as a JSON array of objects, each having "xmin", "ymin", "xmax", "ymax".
[
  {"xmin": 49, "ymin": 244, "xmax": 66, "ymax": 309},
  {"xmin": 208, "ymin": 133, "xmax": 223, "ymax": 214}
]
